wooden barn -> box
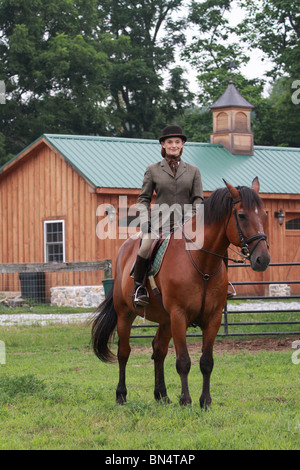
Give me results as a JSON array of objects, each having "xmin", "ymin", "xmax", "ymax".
[{"xmin": 0, "ymin": 83, "xmax": 299, "ymax": 298}]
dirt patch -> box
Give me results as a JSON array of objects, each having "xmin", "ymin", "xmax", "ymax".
[
  {"xmin": 131, "ymin": 337, "xmax": 298, "ymax": 356},
  {"xmin": 203, "ymin": 337, "xmax": 295, "ymax": 353}
]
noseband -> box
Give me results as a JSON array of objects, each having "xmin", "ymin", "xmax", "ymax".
[{"xmin": 230, "ymin": 198, "xmax": 268, "ymax": 259}]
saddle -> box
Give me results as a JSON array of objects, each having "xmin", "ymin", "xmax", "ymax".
[
  {"xmin": 149, "ymin": 235, "xmax": 171, "ymax": 277},
  {"xmin": 130, "ymin": 233, "xmax": 172, "ymax": 312},
  {"xmin": 130, "ymin": 233, "xmax": 171, "ymax": 278}
]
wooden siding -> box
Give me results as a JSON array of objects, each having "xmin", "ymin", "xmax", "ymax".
[
  {"xmin": 95, "ymin": 192, "xmax": 139, "ymax": 268},
  {"xmin": 0, "ymin": 141, "xmax": 299, "ymax": 297},
  {"xmin": 0, "ymin": 143, "xmax": 101, "ymax": 295}
]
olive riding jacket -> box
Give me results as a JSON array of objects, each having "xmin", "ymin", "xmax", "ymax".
[{"xmin": 138, "ymin": 159, "xmax": 203, "ymax": 233}]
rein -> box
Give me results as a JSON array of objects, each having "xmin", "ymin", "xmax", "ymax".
[
  {"xmin": 182, "ymin": 197, "xmax": 268, "ymax": 265},
  {"xmin": 181, "ymin": 195, "xmax": 267, "ymax": 281},
  {"xmin": 181, "ymin": 195, "xmax": 268, "ymax": 319}
]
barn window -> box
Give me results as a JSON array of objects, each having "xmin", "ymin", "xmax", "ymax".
[
  {"xmin": 44, "ymin": 220, "xmax": 65, "ymax": 262},
  {"xmin": 286, "ymin": 217, "xmax": 300, "ymax": 230}
]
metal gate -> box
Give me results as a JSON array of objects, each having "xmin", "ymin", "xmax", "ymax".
[{"xmin": 130, "ymin": 262, "xmax": 300, "ymax": 339}]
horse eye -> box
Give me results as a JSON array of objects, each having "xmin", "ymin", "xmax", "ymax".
[{"xmin": 238, "ymin": 212, "xmax": 246, "ymax": 221}]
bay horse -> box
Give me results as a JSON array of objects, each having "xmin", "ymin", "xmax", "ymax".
[{"xmin": 92, "ymin": 177, "xmax": 270, "ymax": 408}]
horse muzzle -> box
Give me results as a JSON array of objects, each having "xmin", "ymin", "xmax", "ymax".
[
  {"xmin": 248, "ymin": 237, "xmax": 270, "ymax": 272},
  {"xmin": 239, "ymin": 233, "xmax": 270, "ymax": 272}
]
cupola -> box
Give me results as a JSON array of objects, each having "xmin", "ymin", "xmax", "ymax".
[{"xmin": 210, "ymin": 81, "xmax": 255, "ymax": 156}]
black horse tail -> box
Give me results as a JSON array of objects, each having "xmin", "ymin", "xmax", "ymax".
[{"xmin": 91, "ymin": 286, "xmax": 117, "ymax": 363}]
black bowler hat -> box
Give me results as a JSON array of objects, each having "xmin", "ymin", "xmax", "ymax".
[{"xmin": 159, "ymin": 125, "xmax": 187, "ymax": 143}]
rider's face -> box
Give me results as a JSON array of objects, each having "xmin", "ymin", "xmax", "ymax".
[{"xmin": 161, "ymin": 138, "xmax": 184, "ymax": 157}]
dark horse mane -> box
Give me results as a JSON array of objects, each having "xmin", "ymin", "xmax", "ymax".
[{"xmin": 203, "ymin": 185, "xmax": 263, "ymax": 225}]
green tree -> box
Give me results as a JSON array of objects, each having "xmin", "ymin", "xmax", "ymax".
[
  {"xmin": 0, "ymin": 0, "xmax": 110, "ymax": 160},
  {"xmin": 0, "ymin": 0, "xmax": 195, "ymax": 159},
  {"xmin": 184, "ymin": 0, "xmax": 265, "ymax": 105},
  {"xmin": 179, "ymin": 0, "xmax": 267, "ymax": 143},
  {"xmin": 238, "ymin": 0, "xmax": 300, "ymax": 78},
  {"xmin": 253, "ymin": 77, "xmax": 300, "ymax": 147},
  {"xmin": 236, "ymin": 0, "xmax": 300, "ymax": 147},
  {"xmin": 179, "ymin": 106, "xmax": 212, "ymax": 143},
  {"xmin": 99, "ymin": 0, "xmax": 192, "ymax": 139}
]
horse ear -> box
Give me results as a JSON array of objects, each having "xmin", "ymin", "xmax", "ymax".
[
  {"xmin": 252, "ymin": 176, "xmax": 260, "ymax": 194},
  {"xmin": 223, "ymin": 179, "xmax": 240, "ymax": 201}
]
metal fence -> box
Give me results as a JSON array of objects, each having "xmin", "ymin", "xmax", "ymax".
[
  {"xmin": 0, "ymin": 259, "xmax": 299, "ymax": 337},
  {"xmin": 130, "ymin": 262, "xmax": 300, "ymax": 338}
]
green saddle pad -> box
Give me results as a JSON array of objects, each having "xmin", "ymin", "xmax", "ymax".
[
  {"xmin": 130, "ymin": 235, "xmax": 171, "ymax": 278},
  {"xmin": 149, "ymin": 235, "xmax": 171, "ymax": 277}
]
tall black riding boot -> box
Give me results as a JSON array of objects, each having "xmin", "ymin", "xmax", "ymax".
[{"xmin": 133, "ymin": 255, "xmax": 149, "ymax": 308}]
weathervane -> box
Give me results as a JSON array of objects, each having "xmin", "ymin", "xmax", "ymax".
[{"xmin": 226, "ymin": 61, "xmax": 239, "ymax": 82}]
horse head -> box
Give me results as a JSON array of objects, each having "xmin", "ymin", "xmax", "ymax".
[{"xmin": 223, "ymin": 177, "xmax": 270, "ymax": 272}]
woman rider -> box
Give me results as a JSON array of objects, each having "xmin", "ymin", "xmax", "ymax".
[{"xmin": 133, "ymin": 125, "xmax": 203, "ymax": 308}]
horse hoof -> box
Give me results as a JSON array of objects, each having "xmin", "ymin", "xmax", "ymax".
[
  {"xmin": 116, "ymin": 399, "xmax": 126, "ymax": 405},
  {"xmin": 161, "ymin": 396, "xmax": 172, "ymax": 405},
  {"xmin": 155, "ymin": 393, "xmax": 172, "ymax": 404},
  {"xmin": 200, "ymin": 397, "xmax": 211, "ymax": 410},
  {"xmin": 179, "ymin": 396, "xmax": 192, "ymax": 406},
  {"xmin": 116, "ymin": 394, "xmax": 127, "ymax": 405}
]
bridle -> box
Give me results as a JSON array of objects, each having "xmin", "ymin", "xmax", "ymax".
[
  {"xmin": 180, "ymin": 193, "xmax": 268, "ymax": 318},
  {"xmin": 182, "ymin": 195, "xmax": 268, "ymax": 264},
  {"xmin": 229, "ymin": 197, "xmax": 268, "ymax": 260}
]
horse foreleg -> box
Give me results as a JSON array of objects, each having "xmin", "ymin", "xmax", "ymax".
[
  {"xmin": 151, "ymin": 323, "xmax": 172, "ymax": 403},
  {"xmin": 199, "ymin": 344, "xmax": 213, "ymax": 410},
  {"xmin": 116, "ymin": 314, "xmax": 134, "ymax": 405},
  {"xmin": 199, "ymin": 318, "xmax": 221, "ymax": 409},
  {"xmin": 171, "ymin": 310, "xmax": 192, "ymax": 405}
]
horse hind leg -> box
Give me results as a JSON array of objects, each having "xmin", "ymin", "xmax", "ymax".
[
  {"xmin": 151, "ymin": 323, "xmax": 172, "ymax": 403},
  {"xmin": 116, "ymin": 310, "xmax": 135, "ymax": 405}
]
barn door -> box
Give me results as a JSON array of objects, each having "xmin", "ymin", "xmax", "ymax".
[{"xmin": 285, "ymin": 213, "xmax": 300, "ymax": 295}]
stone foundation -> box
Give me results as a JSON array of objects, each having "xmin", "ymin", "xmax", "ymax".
[
  {"xmin": 50, "ymin": 285, "xmax": 105, "ymax": 308},
  {"xmin": 269, "ymin": 284, "xmax": 291, "ymax": 297}
]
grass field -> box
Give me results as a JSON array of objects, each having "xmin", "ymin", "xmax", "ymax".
[{"xmin": 0, "ymin": 317, "xmax": 299, "ymax": 451}]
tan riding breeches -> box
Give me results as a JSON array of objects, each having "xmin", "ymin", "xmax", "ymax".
[{"xmin": 138, "ymin": 233, "xmax": 158, "ymax": 259}]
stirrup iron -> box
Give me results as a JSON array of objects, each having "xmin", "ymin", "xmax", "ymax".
[
  {"xmin": 227, "ymin": 282, "xmax": 236, "ymax": 299},
  {"xmin": 133, "ymin": 284, "xmax": 149, "ymax": 308}
]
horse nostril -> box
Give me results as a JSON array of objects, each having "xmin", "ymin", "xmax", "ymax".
[{"xmin": 252, "ymin": 253, "xmax": 270, "ymax": 272}]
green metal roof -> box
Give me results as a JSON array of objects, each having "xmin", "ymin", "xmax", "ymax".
[
  {"xmin": 2, "ymin": 133, "xmax": 300, "ymax": 194},
  {"xmin": 43, "ymin": 134, "xmax": 300, "ymax": 194}
]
